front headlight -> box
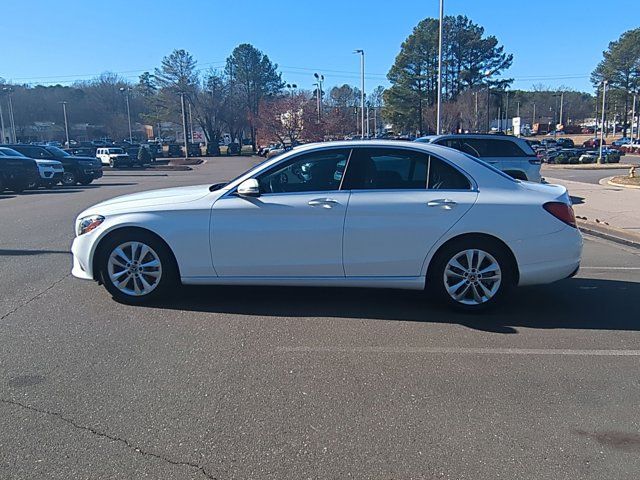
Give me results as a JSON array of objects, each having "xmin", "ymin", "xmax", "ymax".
[{"xmin": 76, "ymin": 215, "xmax": 105, "ymax": 236}]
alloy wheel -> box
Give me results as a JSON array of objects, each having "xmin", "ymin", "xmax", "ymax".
[
  {"xmin": 107, "ymin": 241, "xmax": 163, "ymax": 297},
  {"xmin": 443, "ymin": 249, "xmax": 502, "ymax": 306}
]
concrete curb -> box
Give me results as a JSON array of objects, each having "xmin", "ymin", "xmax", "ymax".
[
  {"xmin": 543, "ymin": 164, "xmax": 634, "ymax": 170},
  {"xmin": 577, "ymin": 220, "xmax": 640, "ymax": 249},
  {"xmin": 607, "ymin": 178, "xmax": 640, "ymax": 190}
]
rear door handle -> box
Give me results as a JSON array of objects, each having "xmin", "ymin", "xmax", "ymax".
[
  {"xmin": 308, "ymin": 198, "xmax": 339, "ymax": 208},
  {"xmin": 427, "ymin": 199, "xmax": 457, "ymax": 209}
]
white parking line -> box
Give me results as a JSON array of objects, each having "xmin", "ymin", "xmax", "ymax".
[
  {"xmin": 581, "ymin": 267, "xmax": 640, "ymax": 270},
  {"xmin": 278, "ymin": 346, "xmax": 640, "ymax": 356}
]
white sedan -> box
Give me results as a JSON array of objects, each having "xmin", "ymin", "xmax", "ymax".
[{"xmin": 71, "ymin": 141, "xmax": 582, "ymax": 311}]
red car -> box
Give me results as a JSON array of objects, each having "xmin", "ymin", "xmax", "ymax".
[{"xmin": 582, "ymin": 138, "xmax": 606, "ymax": 148}]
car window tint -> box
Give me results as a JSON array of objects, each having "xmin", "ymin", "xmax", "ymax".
[
  {"xmin": 343, "ymin": 148, "xmax": 429, "ymax": 190},
  {"xmin": 257, "ymin": 149, "xmax": 351, "ymax": 194},
  {"xmin": 428, "ymin": 157, "xmax": 471, "ymax": 190}
]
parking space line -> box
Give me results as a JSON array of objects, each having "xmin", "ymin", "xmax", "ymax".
[
  {"xmin": 278, "ymin": 346, "xmax": 640, "ymax": 356},
  {"xmin": 581, "ymin": 267, "xmax": 640, "ymax": 270}
]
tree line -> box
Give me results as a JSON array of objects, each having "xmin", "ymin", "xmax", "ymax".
[{"xmin": 1, "ymin": 21, "xmax": 637, "ymax": 146}]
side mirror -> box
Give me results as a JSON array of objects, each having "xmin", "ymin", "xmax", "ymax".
[{"xmin": 237, "ymin": 178, "xmax": 260, "ymax": 197}]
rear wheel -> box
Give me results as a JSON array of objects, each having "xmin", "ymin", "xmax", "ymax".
[
  {"xmin": 98, "ymin": 231, "xmax": 178, "ymax": 305},
  {"xmin": 429, "ymin": 238, "xmax": 515, "ymax": 312},
  {"xmin": 109, "ymin": 159, "xmax": 115, "ymax": 168}
]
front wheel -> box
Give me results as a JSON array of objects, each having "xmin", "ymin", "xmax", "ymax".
[
  {"xmin": 429, "ymin": 238, "xmax": 515, "ymax": 312},
  {"xmin": 98, "ymin": 232, "xmax": 178, "ymax": 304},
  {"xmin": 62, "ymin": 171, "xmax": 78, "ymax": 186}
]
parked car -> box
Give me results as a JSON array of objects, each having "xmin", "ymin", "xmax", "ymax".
[
  {"xmin": 71, "ymin": 140, "xmax": 582, "ymax": 312},
  {"xmin": 0, "ymin": 146, "xmax": 64, "ymax": 188},
  {"xmin": 166, "ymin": 144, "xmax": 183, "ymax": 157},
  {"xmin": 0, "ymin": 151, "xmax": 40, "ymax": 193},
  {"xmin": 8, "ymin": 144, "xmax": 103, "ymax": 186},
  {"xmin": 96, "ymin": 147, "xmax": 133, "ymax": 168},
  {"xmin": 555, "ymin": 138, "xmax": 575, "ymax": 149},
  {"xmin": 227, "ymin": 142, "xmax": 241, "ymax": 155},
  {"xmin": 611, "ymin": 137, "xmax": 633, "ymax": 148},
  {"xmin": 414, "ymin": 134, "xmax": 542, "ymax": 182},
  {"xmin": 582, "ymin": 138, "xmax": 605, "ymax": 148}
]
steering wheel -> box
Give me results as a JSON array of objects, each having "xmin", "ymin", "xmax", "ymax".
[{"xmin": 268, "ymin": 172, "xmax": 289, "ymax": 193}]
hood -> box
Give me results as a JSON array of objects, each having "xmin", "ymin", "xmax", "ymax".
[
  {"xmin": 71, "ymin": 155, "xmax": 101, "ymax": 163},
  {"xmin": 35, "ymin": 159, "xmax": 63, "ymax": 167},
  {"xmin": 82, "ymin": 184, "xmax": 214, "ymax": 215}
]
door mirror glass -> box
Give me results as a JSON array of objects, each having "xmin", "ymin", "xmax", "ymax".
[{"xmin": 237, "ymin": 178, "xmax": 260, "ymax": 197}]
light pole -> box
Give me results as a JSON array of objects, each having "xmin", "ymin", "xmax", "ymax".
[
  {"xmin": 366, "ymin": 103, "xmax": 370, "ymax": 138},
  {"xmin": 60, "ymin": 102, "xmax": 70, "ymax": 149},
  {"xmin": 630, "ymin": 91, "xmax": 637, "ymax": 142},
  {"xmin": 598, "ymin": 80, "xmax": 608, "ymax": 164},
  {"xmin": 0, "ymin": 102, "xmax": 6, "ymax": 144},
  {"xmin": 314, "ymin": 73, "xmax": 324, "ymax": 122},
  {"xmin": 436, "ymin": 0, "xmax": 444, "ymax": 134},
  {"xmin": 180, "ymin": 92, "xmax": 189, "ymax": 158},
  {"xmin": 3, "ymin": 87, "xmax": 16, "ymax": 143},
  {"xmin": 558, "ymin": 91, "xmax": 564, "ymax": 131},
  {"xmin": 354, "ymin": 50, "xmax": 365, "ymax": 138},
  {"xmin": 119, "ymin": 87, "xmax": 133, "ymax": 143}
]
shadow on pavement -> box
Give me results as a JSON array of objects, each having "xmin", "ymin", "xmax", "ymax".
[
  {"xmin": 0, "ymin": 249, "xmax": 70, "ymax": 256},
  {"xmin": 149, "ymin": 277, "xmax": 640, "ymax": 334},
  {"xmin": 570, "ymin": 195, "xmax": 585, "ymax": 205}
]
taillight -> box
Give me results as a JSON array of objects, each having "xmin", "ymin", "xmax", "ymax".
[{"xmin": 543, "ymin": 202, "xmax": 577, "ymax": 228}]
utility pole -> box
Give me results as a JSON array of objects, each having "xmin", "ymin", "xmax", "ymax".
[
  {"xmin": 180, "ymin": 92, "xmax": 189, "ymax": 158},
  {"xmin": 598, "ymin": 81, "xmax": 607, "ymax": 164},
  {"xmin": 0, "ymin": 102, "xmax": 6, "ymax": 144},
  {"xmin": 558, "ymin": 91, "xmax": 564, "ymax": 130},
  {"xmin": 373, "ymin": 107, "xmax": 377, "ymax": 137},
  {"xmin": 61, "ymin": 102, "xmax": 70, "ymax": 150},
  {"xmin": 532, "ymin": 103, "xmax": 536, "ymax": 130},
  {"xmin": 119, "ymin": 87, "xmax": 133, "ymax": 143},
  {"xmin": 436, "ymin": 0, "xmax": 444, "ymax": 134},
  {"xmin": 630, "ymin": 92, "xmax": 636, "ymax": 142},
  {"xmin": 314, "ymin": 73, "xmax": 324, "ymax": 122},
  {"xmin": 3, "ymin": 88, "xmax": 16, "ymax": 143},
  {"xmin": 474, "ymin": 91, "xmax": 478, "ymax": 132},
  {"xmin": 354, "ymin": 50, "xmax": 365, "ymax": 138}
]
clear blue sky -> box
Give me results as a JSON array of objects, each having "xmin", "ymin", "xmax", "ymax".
[{"xmin": 3, "ymin": 0, "xmax": 638, "ymax": 93}]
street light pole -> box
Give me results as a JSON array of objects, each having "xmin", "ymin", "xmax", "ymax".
[
  {"xmin": 354, "ymin": 50, "xmax": 365, "ymax": 138},
  {"xmin": 598, "ymin": 81, "xmax": 607, "ymax": 164},
  {"xmin": 3, "ymin": 88, "xmax": 17, "ymax": 143},
  {"xmin": 314, "ymin": 73, "xmax": 324, "ymax": 123},
  {"xmin": 631, "ymin": 91, "xmax": 637, "ymax": 142},
  {"xmin": 558, "ymin": 91, "xmax": 564, "ymax": 130},
  {"xmin": 180, "ymin": 92, "xmax": 189, "ymax": 159},
  {"xmin": 436, "ymin": 0, "xmax": 444, "ymax": 135},
  {"xmin": 61, "ymin": 102, "xmax": 70, "ymax": 150},
  {"xmin": 0, "ymin": 102, "xmax": 6, "ymax": 144},
  {"xmin": 119, "ymin": 87, "xmax": 133, "ymax": 143}
]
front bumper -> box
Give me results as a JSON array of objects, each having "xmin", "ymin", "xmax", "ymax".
[{"xmin": 71, "ymin": 233, "xmax": 95, "ymax": 280}]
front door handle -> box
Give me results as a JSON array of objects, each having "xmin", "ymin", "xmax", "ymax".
[
  {"xmin": 427, "ymin": 199, "xmax": 457, "ymax": 209},
  {"xmin": 308, "ymin": 198, "xmax": 339, "ymax": 208}
]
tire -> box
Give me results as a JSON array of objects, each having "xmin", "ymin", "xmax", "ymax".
[
  {"xmin": 62, "ymin": 171, "xmax": 78, "ymax": 186},
  {"xmin": 79, "ymin": 178, "xmax": 93, "ymax": 186},
  {"xmin": 98, "ymin": 230, "xmax": 178, "ymax": 305},
  {"xmin": 109, "ymin": 159, "xmax": 115, "ymax": 168},
  {"xmin": 428, "ymin": 237, "xmax": 515, "ymax": 312}
]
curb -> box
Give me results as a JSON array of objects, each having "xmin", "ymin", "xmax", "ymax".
[
  {"xmin": 607, "ymin": 178, "xmax": 640, "ymax": 190},
  {"xmin": 577, "ymin": 220, "xmax": 640, "ymax": 249},
  {"xmin": 543, "ymin": 164, "xmax": 634, "ymax": 170}
]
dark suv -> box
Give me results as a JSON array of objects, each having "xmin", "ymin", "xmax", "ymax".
[
  {"xmin": 8, "ymin": 144, "xmax": 103, "ymax": 186},
  {"xmin": 0, "ymin": 152, "xmax": 39, "ymax": 193}
]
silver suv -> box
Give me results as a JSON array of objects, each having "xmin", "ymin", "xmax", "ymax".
[{"xmin": 415, "ymin": 134, "xmax": 542, "ymax": 182}]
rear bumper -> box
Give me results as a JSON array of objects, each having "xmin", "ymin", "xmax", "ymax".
[{"xmin": 516, "ymin": 226, "xmax": 583, "ymax": 286}]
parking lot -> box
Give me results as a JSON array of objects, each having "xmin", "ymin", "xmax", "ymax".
[{"xmin": 2, "ymin": 157, "xmax": 640, "ymax": 479}]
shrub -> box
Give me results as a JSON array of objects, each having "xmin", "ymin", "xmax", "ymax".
[
  {"xmin": 137, "ymin": 146, "xmax": 152, "ymax": 164},
  {"xmin": 555, "ymin": 154, "xmax": 568, "ymax": 164},
  {"xmin": 569, "ymin": 156, "xmax": 580, "ymax": 164},
  {"xmin": 606, "ymin": 153, "xmax": 621, "ymax": 163},
  {"xmin": 579, "ymin": 154, "xmax": 596, "ymax": 164}
]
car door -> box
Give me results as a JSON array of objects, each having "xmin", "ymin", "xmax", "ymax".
[
  {"xmin": 210, "ymin": 148, "xmax": 352, "ymax": 277},
  {"xmin": 342, "ymin": 147, "xmax": 478, "ymax": 277}
]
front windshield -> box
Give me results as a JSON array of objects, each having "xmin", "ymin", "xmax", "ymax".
[
  {"xmin": 45, "ymin": 146, "xmax": 71, "ymax": 157},
  {"xmin": 109, "ymin": 148, "xmax": 125, "ymax": 154}
]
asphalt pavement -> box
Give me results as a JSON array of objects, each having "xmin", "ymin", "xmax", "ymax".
[{"xmin": 2, "ymin": 157, "xmax": 640, "ymax": 479}]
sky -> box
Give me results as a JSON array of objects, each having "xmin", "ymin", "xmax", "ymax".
[{"xmin": 3, "ymin": 0, "xmax": 638, "ymax": 93}]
